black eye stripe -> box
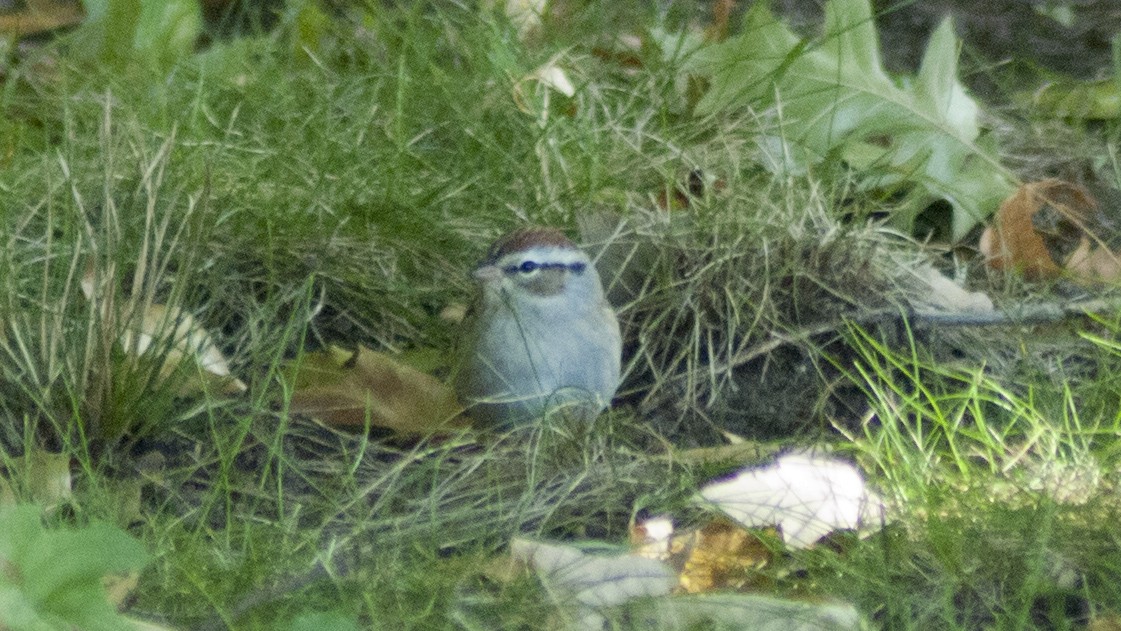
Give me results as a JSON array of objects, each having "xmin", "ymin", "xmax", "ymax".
[{"xmin": 502, "ymin": 261, "xmax": 587, "ymax": 275}]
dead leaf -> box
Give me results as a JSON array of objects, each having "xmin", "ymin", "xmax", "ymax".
[
  {"xmin": 0, "ymin": 0, "xmax": 84, "ymax": 38},
  {"xmin": 704, "ymin": 0, "xmax": 736, "ymax": 42},
  {"xmin": 0, "ymin": 448, "xmax": 71, "ymax": 512},
  {"xmin": 25, "ymin": 449, "xmax": 72, "ymax": 512},
  {"xmin": 513, "ymin": 57, "xmax": 576, "ymax": 117},
  {"xmin": 699, "ymin": 453, "xmax": 886, "ymax": 550},
  {"xmin": 504, "ymin": 0, "xmax": 548, "ymax": 39},
  {"xmin": 980, "ymin": 179, "xmax": 1121, "ymax": 283},
  {"xmin": 677, "ymin": 519, "xmax": 772, "ymax": 593},
  {"xmin": 82, "ymin": 264, "xmax": 247, "ymax": 396},
  {"xmin": 511, "ymin": 537, "xmax": 677, "ymax": 629},
  {"xmin": 631, "ymin": 517, "xmax": 772, "ymax": 594},
  {"xmin": 910, "ymin": 263, "xmax": 994, "ymax": 314},
  {"xmin": 288, "ymin": 344, "xmax": 465, "ymax": 434},
  {"xmin": 104, "ymin": 570, "xmax": 140, "ymax": 610},
  {"xmin": 125, "ymin": 303, "xmax": 247, "ymax": 395},
  {"xmin": 1065, "ymin": 234, "xmax": 1121, "ymax": 281},
  {"xmin": 590, "ymin": 34, "xmax": 644, "ymax": 75}
]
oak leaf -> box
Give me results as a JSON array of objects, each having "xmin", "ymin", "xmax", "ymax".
[{"xmin": 980, "ymin": 179, "xmax": 1121, "ymax": 283}]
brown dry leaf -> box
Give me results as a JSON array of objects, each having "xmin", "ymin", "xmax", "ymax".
[
  {"xmin": 104, "ymin": 570, "xmax": 140, "ymax": 610},
  {"xmin": 1089, "ymin": 612, "xmax": 1121, "ymax": 631},
  {"xmin": 288, "ymin": 345, "xmax": 466, "ymax": 434},
  {"xmin": 677, "ymin": 519, "xmax": 772, "ymax": 593},
  {"xmin": 1065, "ymin": 234, "xmax": 1121, "ymax": 281},
  {"xmin": 631, "ymin": 517, "xmax": 772, "ymax": 594},
  {"xmin": 0, "ymin": 0, "xmax": 84, "ymax": 38},
  {"xmin": 980, "ymin": 179, "xmax": 1121, "ymax": 283},
  {"xmin": 704, "ymin": 0, "xmax": 736, "ymax": 42}
]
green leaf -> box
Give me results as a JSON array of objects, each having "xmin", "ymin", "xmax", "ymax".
[
  {"xmin": 1033, "ymin": 77, "xmax": 1121, "ymax": 119},
  {"xmin": 77, "ymin": 0, "xmax": 200, "ymax": 70},
  {"xmin": 288, "ymin": 0, "xmax": 334, "ymax": 61},
  {"xmin": 286, "ymin": 611, "xmax": 361, "ymax": 631},
  {"xmin": 0, "ymin": 504, "xmax": 44, "ymax": 564},
  {"xmin": 690, "ymin": 0, "xmax": 1018, "ymax": 240},
  {"xmin": 135, "ymin": 0, "xmax": 202, "ymax": 70},
  {"xmin": 22, "ymin": 522, "xmax": 147, "ymax": 602},
  {"xmin": 0, "ymin": 585, "xmax": 54, "ymax": 631},
  {"xmin": 0, "ymin": 504, "xmax": 149, "ymax": 631},
  {"xmin": 642, "ymin": 593, "xmax": 863, "ymax": 631},
  {"xmin": 821, "ymin": 0, "xmax": 884, "ymax": 82}
]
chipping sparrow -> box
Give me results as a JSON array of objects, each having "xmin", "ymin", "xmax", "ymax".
[{"xmin": 453, "ymin": 227, "xmax": 622, "ymax": 427}]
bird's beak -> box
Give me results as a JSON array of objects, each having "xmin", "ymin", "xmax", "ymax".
[{"xmin": 473, "ymin": 264, "xmax": 503, "ymax": 283}]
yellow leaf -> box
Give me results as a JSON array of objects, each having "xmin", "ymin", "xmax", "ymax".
[
  {"xmin": 26, "ymin": 449, "xmax": 71, "ymax": 511},
  {"xmin": 631, "ymin": 516, "xmax": 773, "ymax": 593},
  {"xmin": 104, "ymin": 570, "xmax": 139, "ymax": 610},
  {"xmin": 288, "ymin": 345, "xmax": 466, "ymax": 434},
  {"xmin": 0, "ymin": 448, "xmax": 71, "ymax": 512},
  {"xmin": 676, "ymin": 520, "xmax": 772, "ymax": 594}
]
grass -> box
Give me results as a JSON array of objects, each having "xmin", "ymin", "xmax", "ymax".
[{"xmin": 1, "ymin": 0, "xmax": 1121, "ymax": 629}]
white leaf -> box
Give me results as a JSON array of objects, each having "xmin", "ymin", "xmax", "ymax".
[
  {"xmin": 910, "ymin": 263, "xmax": 994, "ymax": 314},
  {"xmin": 502, "ymin": 0, "xmax": 547, "ymax": 38},
  {"xmin": 699, "ymin": 453, "xmax": 885, "ymax": 549},
  {"xmin": 82, "ymin": 264, "xmax": 246, "ymax": 396},
  {"xmin": 631, "ymin": 516, "xmax": 675, "ymax": 561},
  {"xmin": 532, "ymin": 63, "xmax": 575, "ymax": 97},
  {"xmin": 511, "ymin": 538, "xmax": 677, "ymax": 629},
  {"xmin": 128, "ymin": 303, "xmax": 246, "ymax": 393}
]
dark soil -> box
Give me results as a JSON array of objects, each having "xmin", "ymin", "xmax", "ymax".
[{"xmin": 773, "ymin": 0, "xmax": 1119, "ymax": 91}]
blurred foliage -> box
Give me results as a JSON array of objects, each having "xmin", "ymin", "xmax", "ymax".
[{"xmin": 0, "ymin": 504, "xmax": 148, "ymax": 630}]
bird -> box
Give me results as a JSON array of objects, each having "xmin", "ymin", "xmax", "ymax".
[{"xmin": 453, "ymin": 226, "xmax": 622, "ymax": 427}]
